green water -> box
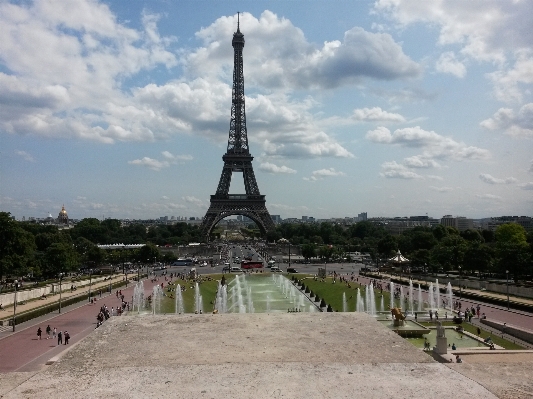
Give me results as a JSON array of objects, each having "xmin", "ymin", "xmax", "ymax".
[{"xmin": 406, "ymin": 328, "xmax": 488, "ymax": 349}]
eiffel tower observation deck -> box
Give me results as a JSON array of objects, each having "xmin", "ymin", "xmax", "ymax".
[{"xmin": 201, "ymin": 15, "xmax": 275, "ymax": 239}]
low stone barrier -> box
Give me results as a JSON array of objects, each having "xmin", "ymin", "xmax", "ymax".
[
  {"xmin": 480, "ymin": 319, "xmax": 533, "ymax": 345},
  {"xmin": 0, "ymin": 276, "xmax": 114, "ymax": 307}
]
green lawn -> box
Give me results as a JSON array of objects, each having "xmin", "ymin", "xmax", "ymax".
[
  {"xmin": 293, "ymin": 274, "xmax": 395, "ymax": 312},
  {"xmin": 158, "ymin": 275, "xmax": 228, "ymax": 314},
  {"xmin": 419, "ymin": 321, "xmax": 524, "ymax": 350}
]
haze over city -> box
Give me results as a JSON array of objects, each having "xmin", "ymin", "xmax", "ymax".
[{"xmin": 1, "ymin": 0, "xmax": 532, "ymax": 221}]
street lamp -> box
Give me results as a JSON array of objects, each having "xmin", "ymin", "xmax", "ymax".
[
  {"xmin": 88, "ymin": 269, "xmax": 93, "ymax": 303},
  {"xmin": 458, "ymin": 266, "xmax": 461, "ymax": 300},
  {"xmin": 506, "ymin": 270, "xmax": 509, "ymax": 310},
  {"xmin": 12, "ymin": 280, "xmax": 18, "ymax": 332},
  {"xmin": 58, "ymin": 273, "xmax": 63, "ymax": 313}
]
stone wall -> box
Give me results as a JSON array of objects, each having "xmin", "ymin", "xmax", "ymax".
[
  {"xmin": 480, "ymin": 318, "xmax": 533, "ymax": 345},
  {"xmin": 0, "ymin": 276, "xmax": 110, "ymax": 307}
]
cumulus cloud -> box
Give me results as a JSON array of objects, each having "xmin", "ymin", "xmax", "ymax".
[
  {"xmin": 480, "ymin": 103, "xmax": 533, "ymax": 138},
  {"xmin": 479, "ymin": 173, "xmax": 517, "ymax": 185},
  {"xmin": 303, "ymin": 168, "xmax": 346, "ymax": 181},
  {"xmin": 435, "ymin": 52, "xmax": 466, "ymax": 78},
  {"xmin": 259, "ymin": 162, "xmax": 296, "ymax": 174},
  {"xmin": 476, "ymin": 193, "xmax": 502, "ymax": 200},
  {"xmin": 182, "ymin": 196, "xmax": 204, "ymax": 207},
  {"xmin": 518, "ymin": 182, "xmax": 533, "ymax": 190},
  {"xmin": 189, "ymin": 12, "xmax": 421, "ymax": 89},
  {"xmin": 429, "ymin": 186, "xmax": 453, "ymax": 192},
  {"xmin": 366, "ymin": 126, "xmax": 490, "ymax": 161},
  {"xmin": 128, "ymin": 157, "xmax": 169, "ymax": 171},
  {"xmin": 351, "ymin": 107, "xmax": 406, "ymax": 123},
  {"xmin": 379, "ymin": 161, "xmax": 423, "ymax": 179},
  {"xmin": 373, "ymin": 0, "xmax": 533, "ymax": 101},
  {"xmin": 15, "ymin": 150, "xmax": 35, "ymax": 162},
  {"xmin": 128, "ymin": 151, "xmax": 192, "ymax": 171}
]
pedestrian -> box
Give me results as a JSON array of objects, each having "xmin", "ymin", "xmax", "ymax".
[
  {"xmin": 64, "ymin": 331, "xmax": 70, "ymax": 345},
  {"xmin": 37, "ymin": 327, "xmax": 42, "ymax": 340},
  {"xmin": 46, "ymin": 325, "xmax": 51, "ymax": 339},
  {"xmin": 57, "ymin": 331, "xmax": 63, "ymax": 345},
  {"xmin": 477, "ymin": 327, "xmax": 481, "ymax": 336},
  {"xmin": 53, "ymin": 327, "xmax": 57, "ymax": 340}
]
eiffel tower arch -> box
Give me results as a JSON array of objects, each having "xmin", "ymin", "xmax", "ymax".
[{"xmin": 201, "ymin": 16, "xmax": 275, "ymax": 239}]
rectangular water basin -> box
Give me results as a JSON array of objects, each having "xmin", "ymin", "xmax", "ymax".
[
  {"xmin": 405, "ymin": 328, "xmax": 490, "ymax": 349},
  {"xmin": 378, "ymin": 319, "xmax": 430, "ymax": 337}
]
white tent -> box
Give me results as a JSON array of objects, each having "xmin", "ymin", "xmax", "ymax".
[{"xmin": 388, "ymin": 250, "xmax": 409, "ymax": 264}]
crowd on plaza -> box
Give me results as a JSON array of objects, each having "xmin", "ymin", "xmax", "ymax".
[{"xmin": 35, "ymin": 324, "xmax": 70, "ymax": 345}]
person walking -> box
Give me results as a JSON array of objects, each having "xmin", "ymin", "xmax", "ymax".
[
  {"xmin": 57, "ymin": 331, "xmax": 63, "ymax": 345},
  {"xmin": 46, "ymin": 325, "xmax": 51, "ymax": 339},
  {"xmin": 64, "ymin": 331, "xmax": 70, "ymax": 345},
  {"xmin": 37, "ymin": 327, "xmax": 42, "ymax": 340},
  {"xmin": 53, "ymin": 327, "xmax": 57, "ymax": 340}
]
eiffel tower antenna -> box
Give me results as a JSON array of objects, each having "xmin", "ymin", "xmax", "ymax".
[{"xmin": 201, "ymin": 18, "xmax": 275, "ymax": 240}]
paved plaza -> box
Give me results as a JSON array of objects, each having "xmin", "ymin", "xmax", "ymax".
[{"xmin": 0, "ymin": 272, "xmax": 532, "ymax": 398}]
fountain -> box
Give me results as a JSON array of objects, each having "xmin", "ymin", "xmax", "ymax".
[
  {"xmin": 151, "ymin": 284, "xmax": 164, "ymax": 315},
  {"xmin": 356, "ymin": 288, "xmax": 365, "ymax": 312},
  {"xmin": 408, "ymin": 280, "xmax": 414, "ymax": 315},
  {"xmin": 342, "ymin": 292, "xmax": 347, "ymax": 312},
  {"xmin": 389, "ymin": 281, "xmax": 395, "ymax": 310},
  {"xmin": 194, "ymin": 282, "xmax": 203, "ymax": 314},
  {"xmin": 132, "ymin": 280, "xmax": 145, "ymax": 313},
  {"xmin": 175, "ymin": 283, "xmax": 184, "ymax": 314},
  {"xmin": 446, "ymin": 282, "xmax": 453, "ymax": 310}
]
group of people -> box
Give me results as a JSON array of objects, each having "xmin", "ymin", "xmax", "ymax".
[{"xmin": 36, "ymin": 324, "xmax": 70, "ymax": 345}]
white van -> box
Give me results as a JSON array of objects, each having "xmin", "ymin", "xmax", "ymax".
[
  {"xmin": 270, "ymin": 266, "xmax": 281, "ymax": 273},
  {"xmin": 230, "ymin": 267, "xmax": 243, "ymax": 273}
]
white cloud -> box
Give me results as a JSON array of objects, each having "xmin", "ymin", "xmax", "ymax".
[
  {"xmin": 161, "ymin": 196, "xmax": 169, "ymax": 200},
  {"xmin": 351, "ymin": 107, "xmax": 406, "ymax": 123},
  {"xmin": 303, "ymin": 168, "xmax": 346, "ymax": 181},
  {"xmin": 161, "ymin": 151, "xmax": 194, "ymax": 162},
  {"xmin": 403, "ymin": 156, "xmax": 441, "ymax": 169},
  {"xmin": 128, "ymin": 157, "xmax": 169, "ymax": 171},
  {"xmin": 429, "ymin": 186, "xmax": 453, "ymax": 192},
  {"xmin": 366, "ymin": 126, "xmax": 490, "ymax": 162},
  {"xmin": 479, "ymin": 174, "xmax": 517, "ymax": 185},
  {"xmin": 189, "ymin": 12, "xmax": 421, "ymax": 89},
  {"xmin": 518, "ymin": 182, "xmax": 533, "ymax": 190},
  {"xmin": 374, "ymin": 0, "xmax": 533, "ymax": 101},
  {"xmin": 529, "ymin": 160, "xmax": 533, "ymax": 173},
  {"xmin": 15, "ymin": 150, "xmax": 35, "ymax": 162},
  {"xmin": 379, "ymin": 161, "xmax": 423, "ymax": 179},
  {"xmin": 259, "ymin": 162, "xmax": 296, "ymax": 174},
  {"xmin": 182, "ymin": 196, "xmax": 204, "ymax": 207},
  {"xmin": 435, "ymin": 52, "xmax": 466, "ymax": 78},
  {"xmin": 476, "ymin": 193, "xmax": 502, "ymax": 200},
  {"xmin": 480, "ymin": 103, "xmax": 533, "ymax": 138}
]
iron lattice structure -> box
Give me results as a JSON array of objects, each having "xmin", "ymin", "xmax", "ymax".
[{"xmin": 201, "ymin": 18, "xmax": 275, "ymax": 239}]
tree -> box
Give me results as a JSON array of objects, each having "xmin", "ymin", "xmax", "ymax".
[
  {"xmin": 137, "ymin": 243, "xmax": 161, "ymax": 263},
  {"xmin": 43, "ymin": 242, "xmax": 76, "ymax": 278},
  {"xmin": 0, "ymin": 212, "xmax": 36, "ymax": 279},
  {"xmin": 495, "ymin": 223, "xmax": 530, "ymax": 281},
  {"xmin": 301, "ymin": 243, "xmax": 317, "ymax": 260}
]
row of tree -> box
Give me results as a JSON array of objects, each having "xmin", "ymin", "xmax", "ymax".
[{"xmin": 1, "ymin": 211, "xmax": 532, "ymax": 282}]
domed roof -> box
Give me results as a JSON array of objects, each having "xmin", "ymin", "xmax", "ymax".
[{"xmin": 59, "ymin": 205, "xmax": 68, "ymax": 215}]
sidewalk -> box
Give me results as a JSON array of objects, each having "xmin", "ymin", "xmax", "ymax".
[{"xmin": 0, "ymin": 274, "xmax": 131, "ymax": 329}]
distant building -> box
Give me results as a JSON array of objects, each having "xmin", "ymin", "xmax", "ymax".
[
  {"xmin": 57, "ymin": 205, "xmax": 69, "ymax": 224},
  {"xmin": 358, "ymin": 212, "xmax": 367, "ymax": 221},
  {"xmin": 271, "ymin": 215, "xmax": 282, "ymax": 224},
  {"xmin": 440, "ymin": 215, "xmax": 473, "ymax": 231}
]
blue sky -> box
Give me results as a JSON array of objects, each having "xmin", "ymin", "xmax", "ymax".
[{"xmin": 1, "ymin": 0, "xmax": 532, "ymax": 221}]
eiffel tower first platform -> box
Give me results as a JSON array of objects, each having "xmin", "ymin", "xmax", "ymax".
[{"xmin": 201, "ymin": 17, "xmax": 275, "ymax": 239}]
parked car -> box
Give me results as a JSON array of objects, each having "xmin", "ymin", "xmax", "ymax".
[{"xmin": 287, "ymin": 268, "xmax": 298, "ymax": 273}]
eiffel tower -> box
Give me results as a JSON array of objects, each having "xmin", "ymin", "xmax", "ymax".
[{"xmin": 201, "ymin": 15, "xmax": 275, "ymax": 239}]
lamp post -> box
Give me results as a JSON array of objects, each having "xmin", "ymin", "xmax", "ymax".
[
  {"xmin": 458, "ymin": 266, "xmax": 461, "ymax": 300},
  {"xmin": 506, "ymin": 270, "xmax": 509, "ymax": 310},
  {"xmin": 88, "ymin": 269, "xmax": 93, "ymax": 303},
  {"xmin": 288, "ymin": 242, "xmax": 291, "ymax": 270},
  {"xmin": 12, "ymin": 280, "xmax": 18, "ymax": 332},
  {"xmin": 58, "ymin": 273, "xmax": 63, "ymax": 313}
]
